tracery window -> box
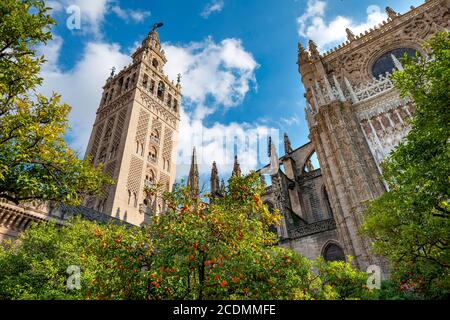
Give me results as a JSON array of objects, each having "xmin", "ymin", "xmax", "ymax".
[{"xmin": 371, "ymin": 48, "xmax": 417, "ymax": 78}]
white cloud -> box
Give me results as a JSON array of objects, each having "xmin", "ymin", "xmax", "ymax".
[
  {"xmin": 163, "ymin": 37, "xmax": 258, "ymax": 113},
  {"xmin": 47, "ymin": 0, "xmax": 111, "ymax": 36},
  {"xmin": 111, "ymin": 6, "xmax": 151, "ymax": 23},
  {"xmin": 201, "ymin": 0, "xmax": 224, "ymax": 18},
  {"xmin": 297, "ymin": 0, "xmax": 387, "ymax": 51},
  {"xmin": 175, "ymin": 109, "xmax": 277, "ymax": 181},
  {"xmin": 38, "ymin": 33, "xmax": 270, "ymax": 181},
  {"xmin": 162, "ymin": 37, "xmax": 276, "ymax": 180},
  {"xmin": 280, "ymin": 114, "xmax": 300, "ymax": 126},
  {"xmin": 38, "ymin": 37, "xmax": 131, "ymax": 153}
]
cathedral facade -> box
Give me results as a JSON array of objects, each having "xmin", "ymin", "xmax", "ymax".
[{"xmin": 255, "ymin": 0, "xmax": 449, "ymax": 273}]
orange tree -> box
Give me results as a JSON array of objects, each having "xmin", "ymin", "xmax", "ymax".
[
  {"xmin": 145, "ymin": 172, "xmax": 371, "ymax": 300},
  {"xmin": 0, "ymin": 218, "xmax": 152, "ymax": 299}
]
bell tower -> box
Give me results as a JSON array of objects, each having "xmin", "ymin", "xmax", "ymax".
[{"xmin": 84, "ymin": 24, "xmax": 181, "ymax": 225}]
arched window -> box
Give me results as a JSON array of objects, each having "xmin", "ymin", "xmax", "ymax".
[
  {"xmin": 157, "ymin": 81, "xmax": 165, "ymax": 100},
  {"xmin": 148, "ymin": 146, "xmax": 157, "ymax": 163},
  {"xmin": 140, "ymin": 143, "xmax": 144, "ymax": 156},
  {"xmin": 152, "ymin": 58, "xmax": 159, "ymax": 69},
  {"xmin": 323, "ymin": 243, "xmax": 345, "ymax": 262},
  {"xmin": 371, "ymin": 48, "xmax": 418, "ymax": 78},
  {"xmin": 136, "ymin": 141, "xmax": 140, "ymax": 154},
  {"xmin": 149, "ymin": 79, "xmax": 155, "ymax": 94},
  {"xmin": 150, "ymin": 129, "xmax": 160, "ymax": 144},
  {"xmin": 142, "ymin": 74, "xmax": 148, "ymax": 88},
  {"xmin": 173, "ymin": 99, "xmax": 178, "ymax": 112},
  {"xmin": 145, "ymin": 171, "xmax": 155, "ymax": 187}
]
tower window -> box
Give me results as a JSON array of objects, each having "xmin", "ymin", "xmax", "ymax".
[
  {"xmin": 118, "ymin": 77, "xmax": 124, "ymax": 94},
  {"xmin": 124, "ymin": 77, "xmax": 130, "ymax": 91},
  {"xmin": 142, "ymin": 74, "xmax": 148, "ymax": 88},
  {"xmin": 145, "ymin": 171, "xmax": 155, "ymax": 187},
  {"xmin": 167, "ymin": 94, "xmax": 172, "ymax": 107},
  {"xmin": 152, "ymin": 58, "xmax": 159, "ymax": 69},
  {"xmin": 109, "ymin": 88, "xmax": 114, "ymax": 101},
  {"xmin": 150, "ymin": 129, "xmax": 160, "ymax": 144},
  {"xmin": 148, "ymin": 146, "xmax": 157, "ymax": 163},
  {"xmin": 127, "ymin": 190, "xmax": 132, "ymax": 205},
  {"xmin": 149, "ymin": 80, "xmax": 155, "ymax": 94},
  {"xmin": 102, "ymin": 91, "xmax": 108, "ymax": 104},
  {"xmin": 173, "ymin": 99, "xmax": 178, "ymax": 112},
  {"xmin": 157, "ymin": 81, "xmax": 165, "ymax": 100}
]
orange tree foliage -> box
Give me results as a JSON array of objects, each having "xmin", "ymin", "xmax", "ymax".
[
  {"xmin": 0, "ymin": 172, "xmax": 374, "ymax": 300},
  {"xmin": 146, "ymin": 172, "xmax": 372, "ymax": 300}
]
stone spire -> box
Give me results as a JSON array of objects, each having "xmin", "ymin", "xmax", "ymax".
[
  {"xmin": 284, "ymin": 133, "xmax": 293, "ymax": 154},
  {"xmin": 297, "ymin": 42, "xmax": 311, "ymax": 65},
  {"xmin": 308, "ymin": 39, "xmax": 321, "ymax": 60},
  {"xmin": 231, "ymin": 155, "xmax": 241, "ymax": 177},
  {"xmin": 386, "ymin": 7, "xmax": 398, "ymax": 20},
  {"xmin": 210, "ymin": 161, "xmax": 220, "ymax": 195},
  {"xmin": 346, "ymin": 28, "xmax": 355, "ymax": 41},
  {"xmin": 187, "ymin": 147, "xmax": 199, "ymax": 197},
  {"xmin": 220, "ymin": 179, "xmax": 226, "ymax": 194}
]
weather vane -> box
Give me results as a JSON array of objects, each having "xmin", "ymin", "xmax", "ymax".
[{"xmin": 151, "ymin": 22, "xmax": 164, "ymax": 33}]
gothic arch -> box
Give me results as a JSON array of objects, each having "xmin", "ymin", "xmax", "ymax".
[
  {"xmin": 321, "ymin": 240, "xmax": 346, "ymax": 262},
  {"xmin": 302, "ymin": 150, "xmax": 319, "ymax": 173}
]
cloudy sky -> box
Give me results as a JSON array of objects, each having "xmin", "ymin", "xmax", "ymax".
[{"xmin": 38, "ymin": 0, "xmax": 423, "ymax": 184}]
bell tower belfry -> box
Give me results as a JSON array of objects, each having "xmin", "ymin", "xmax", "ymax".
[{"xmin": 84, "ymin": 24, "xmax": 181, "ymax": 225}]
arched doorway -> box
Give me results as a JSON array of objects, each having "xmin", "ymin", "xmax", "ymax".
[{"xmin": 322, "ymin": 242, "xmax": 345, "ymax": 262}]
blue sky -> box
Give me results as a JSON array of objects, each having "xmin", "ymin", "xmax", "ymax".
[{"xmin": 38, "ymin": 0, "xmax": 424, "ymax": 184}]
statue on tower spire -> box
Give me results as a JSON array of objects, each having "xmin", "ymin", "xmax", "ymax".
[{"xmin": 151, "ymin": 22, "xmax": 164, "ymax": 33}]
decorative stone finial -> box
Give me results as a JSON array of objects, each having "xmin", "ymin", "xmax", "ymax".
[
  {"xmin": 386, "ymin": 7, "xmax": 398, "ymax": 20},
  {"xmin": 231, "ymin": 155, "xmax": 241, "ymax": 177},
  {"xmin": 308, "ymin": 39, "xmax": 321, "ymax": 60},
  {"xmin": 346, "ymin": 28, "xmax": 355, "ymax": 41},
  {"xmin": 210, "ymin": 161, "xmax": 220, "ymax": 195},
  {"xmin": 284, "ymin": 133, "xmax": 293, "ymax": 154}
]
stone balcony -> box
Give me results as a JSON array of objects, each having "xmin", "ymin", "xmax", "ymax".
[{"xmin": 288, "ymin": 218, "xmax": 337, "ymax": 239}]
